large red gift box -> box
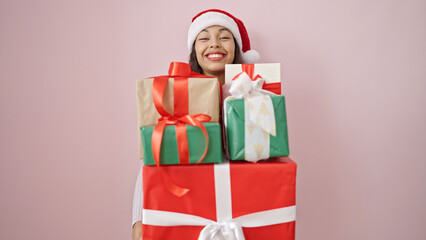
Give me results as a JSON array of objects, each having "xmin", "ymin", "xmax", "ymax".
[{"xmin": 142, "ymin": 157, "xmax": 296, "ymax": 239}]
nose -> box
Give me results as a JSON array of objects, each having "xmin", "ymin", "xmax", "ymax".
[{"xmin": 209, "ymin": 39, "xmax": 220, "ymax": 48}]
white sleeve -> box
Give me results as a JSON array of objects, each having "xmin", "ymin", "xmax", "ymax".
[{"xmin": 132, "ymin": 166, "xmax": 143, "ymax": 228}]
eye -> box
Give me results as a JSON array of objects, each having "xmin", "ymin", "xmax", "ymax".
[
  {"xmin": 198, "ymin": 37, "xmax": 209, "ymax": 41},
  {"xmin": 220, "ymin": 36, "xmax": 231, "ymax": 40}
]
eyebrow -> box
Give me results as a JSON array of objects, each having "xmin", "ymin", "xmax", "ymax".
[{"xmin": 200, "ymin": 28, "xmax": 231, "ymax": 33}]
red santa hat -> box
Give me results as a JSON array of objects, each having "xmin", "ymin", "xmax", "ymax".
[{"xmin": 188, "ymin": 9, "xmax": 259, "ymax": 64}]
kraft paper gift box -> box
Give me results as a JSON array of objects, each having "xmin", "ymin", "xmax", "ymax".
[
  {"xmin": 141, "ymin": 122, "xmax": 223, "ymax": 165},
  {"xmin": 137, "ymin": 62, "xmax": 221, "ymax": 159},
  {"xmin": 222, "ymin": 63, "xmax": 289, "ymax": 162},
  {"xmin": 142, "ymin": 157, "xmax": 296, "ymax": 240}
]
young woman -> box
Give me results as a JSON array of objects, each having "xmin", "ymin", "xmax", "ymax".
[{"xmin": 131, "ymin": 9, "xmax": 259, "ymax": 240}]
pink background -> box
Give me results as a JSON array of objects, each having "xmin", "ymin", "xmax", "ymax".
[{"xmin": 1, "ymin": 0, "xmax": 425, "ymax": 239}]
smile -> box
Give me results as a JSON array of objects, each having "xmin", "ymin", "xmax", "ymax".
[{"xmin": 205, "ymin": 53, "xmax": 226, "ymax": 61}]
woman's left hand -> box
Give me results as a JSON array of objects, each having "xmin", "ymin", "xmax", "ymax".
[{"xmin": 132, "ymin": 221, "xmax": 142, "ymax": 240}]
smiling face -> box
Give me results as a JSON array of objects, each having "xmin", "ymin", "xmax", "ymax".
[{"xmin": 194, "ymin": 25, "xmax": 236, "ymax": 77}]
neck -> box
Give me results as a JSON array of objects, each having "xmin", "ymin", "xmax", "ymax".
[{"xmin": 203, "ymin": 71, "xmax": 225, "ymax": 85}]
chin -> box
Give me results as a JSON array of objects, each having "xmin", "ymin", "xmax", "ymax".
[
  {"xmin": 206, "ymin": 65, "xmax": 225, "ymax": 73},
  {"xmin": 207, "ymin": 61, "xmax": 228, "ymax": 69}
]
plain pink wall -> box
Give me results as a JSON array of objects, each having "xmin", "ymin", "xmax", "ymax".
[{"xmin": 1, "ymin": 0, "xmax": 425, "ymax": 239}]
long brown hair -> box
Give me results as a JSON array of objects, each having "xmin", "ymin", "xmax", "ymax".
[{"xmin": 189, "ymin": 38, "xmax": 243, "ymax": 74}]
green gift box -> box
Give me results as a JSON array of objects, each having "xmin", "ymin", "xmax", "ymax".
[
  {"xmin": 141, "ymin": 122, "xmax": 223, "ymax": 165},
  {"xmin": 225, "ymin": 95, "xmax": 289, "ymax": 160}
]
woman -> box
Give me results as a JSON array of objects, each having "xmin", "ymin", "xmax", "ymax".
[{"xmin": 132, "ymin": 9, "xmax": 259, "ymax": 240}]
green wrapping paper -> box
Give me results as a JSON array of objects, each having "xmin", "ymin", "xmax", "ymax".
[
  {"xmin": 141, "ymin": 122, "xmax": 223, "ymax": 165},
  {"xmin": 225, "ymin": 95, "xmax": 289, "ymax": 160}
]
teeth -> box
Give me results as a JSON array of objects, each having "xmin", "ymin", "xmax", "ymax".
[{"xmin": 208, "ymin": 54, "xmax": 224, "ymax": 58}]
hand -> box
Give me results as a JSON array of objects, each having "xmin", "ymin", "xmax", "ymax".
[{"xmin": 132, "ymin": 221, "xmax": 142, "ymax": 240}]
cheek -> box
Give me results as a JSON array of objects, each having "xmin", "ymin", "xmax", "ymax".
[
  {"xmin": 225, "ymin": 43, "xmax": 236, "ymax": 63},
  {"xmin": 228, "ymin": 51, "xmax": 235, "ymax": 63},
  {"xmin": 194, "ymin": 44, "xmax": 205, "ymax": 61}
]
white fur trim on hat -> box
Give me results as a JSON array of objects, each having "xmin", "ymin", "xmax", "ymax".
[
  {"xmin": 188, "ymin": 12, "xmax": 242, "ymax": 53},
  {"xmin": 188, "ymin": 10, "xmax": 259, "ymax": 63}
]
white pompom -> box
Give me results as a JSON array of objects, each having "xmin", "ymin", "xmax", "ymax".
[{"xmin": 241, "ymin": 50, "xmax": 260, "ymax": 63}]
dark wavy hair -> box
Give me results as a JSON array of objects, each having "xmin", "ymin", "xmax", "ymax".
[{"xmin": 189, "ymin": 38, "xmax": 243, "ymax": 74}]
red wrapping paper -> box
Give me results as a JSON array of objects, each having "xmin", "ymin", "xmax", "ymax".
[{"xmin": 142, "ymin": 157, "xmax": 296, "ymax": 239}]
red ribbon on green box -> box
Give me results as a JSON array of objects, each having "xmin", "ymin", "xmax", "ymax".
[
  {"xmin": 151, "ymin": 62, "xmax": 214, "ymax": 197},
  {"xmin": 232, "ymin": 64, "xmax": 281, "ymax": 95}
]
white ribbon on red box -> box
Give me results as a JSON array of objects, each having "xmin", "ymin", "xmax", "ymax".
[{"xmin": 142, "ymin": 162, "xmax": 296, "ymax": 240}]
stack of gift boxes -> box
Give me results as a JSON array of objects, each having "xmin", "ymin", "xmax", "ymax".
[{"xmin": 136, "ymin": 62, "xmax": 296, "ymax": 240}]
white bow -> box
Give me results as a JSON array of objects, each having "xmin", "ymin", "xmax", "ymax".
[
  {"xmin": 227, "ymin": 72, "xmax": 276, "ymax": 137},
  {"xmin": 228, "ymin": 72, "xmax": 275, "ymax": 99},
  {"xmin": 199, "ymin": 221, "xmax": 245, "ymax": 240}
]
